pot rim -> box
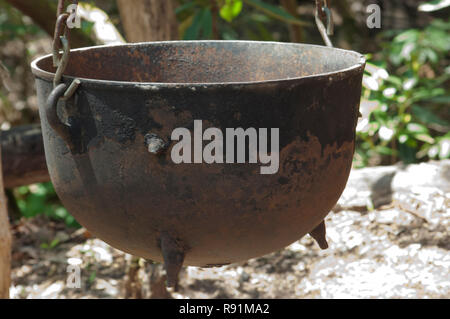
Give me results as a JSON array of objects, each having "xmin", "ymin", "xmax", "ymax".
[{"xmin": 31, "ymin": 40, "xmax": 366, "ymax": 89}]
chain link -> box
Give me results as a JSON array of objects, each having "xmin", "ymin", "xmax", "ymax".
[
  {"xmin": 52, "ymin": 0, "xmax": 80, "ymax": 98},
  {"xmin": 52, "ymin": 13, "xmax": 69, "ymax": 69}
]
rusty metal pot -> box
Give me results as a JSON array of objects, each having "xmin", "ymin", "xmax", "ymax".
[{"xmin": 31, "ymin": 41, "xmax": 365, "ymax": 286}]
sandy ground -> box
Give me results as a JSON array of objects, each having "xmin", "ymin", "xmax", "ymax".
[{"xmin": 9, "ymin": 160, "xmax": 450, "ymax": 299}]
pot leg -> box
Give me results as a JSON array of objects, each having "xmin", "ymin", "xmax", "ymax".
[
  {"xmin": 160, "ymin": 232, "xmax": 185, "ymax": 289},
  {"xmin": 309, "ymin": 220, "xmax": 328, "ymax": 249}
]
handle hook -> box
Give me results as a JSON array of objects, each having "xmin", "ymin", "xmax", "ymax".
[{"xmin": 315, "ymin": 0, "xmax": 334, "ymax": 47}]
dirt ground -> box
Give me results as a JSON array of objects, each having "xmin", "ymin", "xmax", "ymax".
[{"xmin": 9, "ymin": 160, "xmax": 450, "ymax": 299}]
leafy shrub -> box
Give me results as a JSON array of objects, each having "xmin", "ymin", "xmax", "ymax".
[
  {"xmin": 13, "ymin": 183, "xmax": 80, "ymax": 228},
  {"xmin": 355, "ymin": 19, "xmax": 450, "ymax": 167}
]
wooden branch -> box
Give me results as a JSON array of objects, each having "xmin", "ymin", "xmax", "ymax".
[
  {"xmin": 211, "ymin": 1, "xmax": 220, "ymax": 40},
  {"xmin": 1, "ymin": 125, "xmax": 49, "ymax": 189},
  {"xmin": 5, "ymin": 0, "xmax": 95, "ymax": 48},
  {"xmin": 116, "ymin": 0, "xmax": 179, "ymax": 42},
  {"xmin": 0, "ymin": 144, "xmax": 12, "ymax": 299},
  {"xmin": 280, "ymin": 0, "xmax": 304, "ymax": 42}
]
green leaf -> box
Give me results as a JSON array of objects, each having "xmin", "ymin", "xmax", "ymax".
[
  {"xmin": 17, "ymin": 186, "xmax": 29, "ymax": 195},
  {"xmin": 427, "ymin": 95, "xmax": 450, "ymax": 104},
  {"xmin": 40, "ymin": 238, "xmax": 60, "ymax": 250},
  {"xmin": 249, "ymin": 13, "xmax": 271, "ymax": 23},
  {"xmin": 407, "ymin": 123, "xmax": 428, "ymax": 134},
  {"xmin": 201, "ymin": 8, "xmax": 213, "ymax": 39},
  {"xmin": 221, "ymin": 24, "xmax": 239, "ymax": 40},
  {"xmin": 184, "ymin": 8, "xmax": 213, "ymax": 40},
  {"xmin": 243, "ymin": 0, "xmax": 308, "ymax": 26},
  {"xmin": 184, "ymin": 10, "xmax": 204, "ymax": 40},
  {"xmin": 49, "ymin": 238, "xmax": 60, "ymax": 249},
  {"xmin": 80, "ymin": 20, "xmax": 94, "ymax": 36},
  {"xmin": 375, "ymin": 146, "xmax": 394, "ymax": 156},
  {"xmin": 175, "ymin": 2, "xmax": 197, "ymax": 15},
  {"xmin": 89, "ymin": 271, "xmax": 97, "ymax": 284},
  {"xmin": 415, "ymin": 134, "xmax": 435, "ymax": 144},
  {"xmin": 385, "ymin": 75, "xmax": 403, "ymax": 87},
  {"xmin": 394, "ymin": 29, "xmax": 419, "ymax": 43},
  {"xmin": 255, "ymin": 22, "xmax": 274, "ymax": 41},
  {"xmin": 398, "ymin": 143, "xmax": 418, "ymax": 163},
  {"xmin": 411, "ymin": 105, "xmax": 450, "ymax": 127},
  {"xmin": 220, "ymin": 0, "xmax": 243, "ymax": 22},
  {"xmin": 411, "ymin": 88, "xmax": 445, "ymax": 102}
]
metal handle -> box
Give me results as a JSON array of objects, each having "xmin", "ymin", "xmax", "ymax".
[
  {"xmin": 45, "ymin": 83, "xmax": 74, "ymax": 148},
  {"xmin": 315, "ymin": 0, "xmax": 334, "ymax": 47}
]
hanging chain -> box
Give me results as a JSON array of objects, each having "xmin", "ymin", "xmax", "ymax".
[
  {"xmin": 52, "ymin": 13, "xmax": 69, "ymax": 86},
  {"xmin": 315, "ymin": 0, "xmax": 334, "ymax": 47},
  {"xmin": 52, "ymin": 0, "xmax": 80, "ymax": 97}
]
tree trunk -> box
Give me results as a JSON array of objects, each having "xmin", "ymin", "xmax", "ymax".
[
  {"xmin": 117, "ymin": 0, "xmax": 179, "ymax": 42},
  {"xmin": 5, "ymin": 0, "xmax": 95, "ymax": 48},
  {"xmin": 116, "ymin": 1, "xmax": 179, "ymax": 298},
  {"xmin": 281, "ymin": 0, "xmax": 304, "ymax": 42},
  {"xmin": 0, "ymin": 144, "xmax": 12, "ymax": 299}
]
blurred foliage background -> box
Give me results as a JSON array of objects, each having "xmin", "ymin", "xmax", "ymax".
[{"xmin": 0, "ymin": 0, "xmax": 448, "ymax": 226}]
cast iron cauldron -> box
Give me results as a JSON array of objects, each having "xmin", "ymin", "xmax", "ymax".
[{"xmin": 31, "ymin": 41, "xmax": 365, "ymax": 286}]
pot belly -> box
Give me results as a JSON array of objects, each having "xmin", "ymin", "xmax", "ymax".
[{"xmin": 45, "ymin": 129, "xmax": 354, "ymax": 266}]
